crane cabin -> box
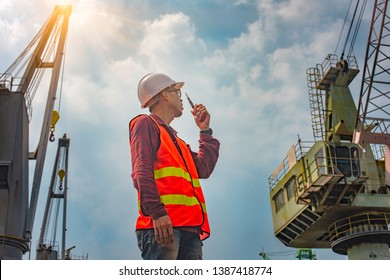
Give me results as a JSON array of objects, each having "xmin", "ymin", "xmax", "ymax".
[{"xmin": 267, "ymin": 3, "xmax": 390, "ymax": 258}]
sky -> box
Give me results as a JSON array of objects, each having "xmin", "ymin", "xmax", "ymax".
[{"xmin": 0, "ymin": 0, "xmax": 372, "ymax": 260}]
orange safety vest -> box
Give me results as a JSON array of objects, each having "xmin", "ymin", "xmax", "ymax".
[{"xmin": 130, "ymin": 115, "xmax": 210, "ymax": 240}]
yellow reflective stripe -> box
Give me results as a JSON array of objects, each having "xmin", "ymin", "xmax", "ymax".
[
  {"xmin": 154, "ymin": 167, "xmax": 200, "ymax": 187},
  {"xmin": 160, "ymin": 194, "xmax": 207, "ymax": 212},
  {"xmin": 201, "ymin": 202, "xmax": 207, "ymax": 212}
]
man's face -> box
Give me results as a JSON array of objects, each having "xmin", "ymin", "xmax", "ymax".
[{"xmin": 165, "ymin": 87, "xmax": 183, "ymax": 117}]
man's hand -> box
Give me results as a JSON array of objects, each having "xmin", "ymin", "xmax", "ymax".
[
  {"xmin": 153, "ymin": 215, "xmax": 174, "ymax": 246},
  {"xmin": 191, "ymin": 104, "xmax": 210, "ymax": 131}
]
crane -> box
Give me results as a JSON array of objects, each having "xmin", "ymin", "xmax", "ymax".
[
  {"xmin": 0, "ymin": 5, "xmax": 72, "ymax": 259},
  {"xmin": 268, "ymin": 0, "xmax": 390, "ymax": 260},
  {"xmin": 259, "ymin": 248, "xmax": 316, "ymax": 260},
  {"xmin": 354, "ymin": 0, "xmax": 390, "ymax": 186},
  {"xmin": 36, "ymin": 134, "xmax": 71, "ymax": 260}
]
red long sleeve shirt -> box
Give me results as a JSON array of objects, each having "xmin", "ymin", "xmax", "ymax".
[{"xmin": 129, "ymin": 114, "xmax": 220, "ymax": 221}]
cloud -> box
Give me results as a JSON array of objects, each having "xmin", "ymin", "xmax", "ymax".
[
  {"xmin": 1, "ymin": 0, "xmax": 358, "ymax": 260},
  {"xmin": 138, "ymin": 12, "xmax": 208, "ymax": 78}
]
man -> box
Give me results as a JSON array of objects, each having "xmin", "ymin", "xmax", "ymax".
[{"xmin": 129, "ymin": 73, "xmax": 220, "ymax": 260}]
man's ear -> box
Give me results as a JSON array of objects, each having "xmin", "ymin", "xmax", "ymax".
[{"xmin": 160, "ymin": 90, "xmax": 169, "ymax": 100}]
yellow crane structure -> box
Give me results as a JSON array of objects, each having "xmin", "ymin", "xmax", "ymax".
[{"xmin": 268, "ymin": 0, "xmax": 390, "ymax": 259}]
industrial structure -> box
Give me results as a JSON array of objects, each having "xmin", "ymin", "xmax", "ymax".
[
  {"xmin": 259, "ymin": 248, "xmax": 317, "ymax": 260},
  {"xmin": 36, "ymin": 134, "xmax": 73, "ymax": 260},
  {"xmin": 0, "ymin": 5, "xmax": 78, "ymax": 260},
  {"xmin": 268, "ymin": 0, "xmax": 390, "ymax": 259}
]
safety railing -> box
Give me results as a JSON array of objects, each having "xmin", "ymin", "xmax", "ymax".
[
  {"xmin": 0, "ymin": 73, "xmax": 32, "ymax": 120},
  {"xmin": 36, "ymin": 239, "xmax": 60, "ymax": 252},
  {"xmin": 270, "ymin": 141, "xmax": 369, "ymax": 194},
  {"xmin": 66, "ymin": 253, "xmax": 89, "ymax": 260},
  {"xmin": 268, "ymin": 140, "xmax": 314, "ymax": 191},
  {"xmin": 346, "ymin": 55, "xmax": 359, "ymax": 70},
  {"xmin": 0, "ymin": 73, "xmax": 26, "ymax": 91},
  {"xmin": 329, "ymin": 212, "xmax": 390, "ymax": 243},
  {"xmin": 316, "ymin": 54, "xmax": 359, "ymax": 78},
  {"xmin": 304, "ymin": 154, "xmax": 366, "ymax": 184},
  {"xmin": 317, "ymin": 54, "xmax": 339, "ymax": 78}
]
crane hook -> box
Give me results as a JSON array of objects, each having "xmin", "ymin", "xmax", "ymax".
[
  {"xmin": 49, "ymin": 128, "xmax": 55, "ymax": 142},
  {"xmin": 58, "ymin": 169, "xmax": 66, "ymax": 191},
  {"xmin": 49, "ymin": 110, "xmax": 60, "ymax": 142}
]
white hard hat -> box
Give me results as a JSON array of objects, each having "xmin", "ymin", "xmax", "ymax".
[{"xmin": 137, "ymin": 73, "xmax": 184, "ymax": 108}]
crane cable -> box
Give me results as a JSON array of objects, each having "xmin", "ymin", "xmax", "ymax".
[
  {"xmin": 341, "ymin": 0, "xmax": 360, "ymax": 59},
  {"xmin": 57, "ymin": 29, "xmax": 68, "ymax": 117},
  {"xmin": 335, "ymin": 0, "xmax": 368, "ymax": 60},
  {"xmin": 334, "ymin": 0, "xmax": 353, "ymax": 57},
  {"xmin": 334, "ymin": 0, "xmax": 367, "ymax": 60},
  {"xmin": 50, "ymin": 24, "xmax": 68, "ymax": 142},
  {"xmin": 347, "ymin": 0, "xmax": 368, "ymax": 58}
]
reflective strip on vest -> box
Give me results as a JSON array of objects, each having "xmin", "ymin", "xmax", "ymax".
[
  {"xmin": 160, "ymin": 194, "xmax": 207, "ymax": 212},
  {"xmin": 154, "ymin": 167, "xmax": 201, "ymax": 187}
]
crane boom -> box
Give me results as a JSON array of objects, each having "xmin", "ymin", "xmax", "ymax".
[
  {"xmin": 25, "ymin": 4, "xmax": 72, "ymax": 242},
  {"xmin": 36, "ymin": 135, "xmax": 70, "ymax": 260},
  {"xmin": 353, "ymin": 0, "xmax": 390, "ymax": 185}
]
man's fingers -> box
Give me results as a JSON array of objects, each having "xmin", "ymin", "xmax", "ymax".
[
  {"xmin": 154, "ymin": 228, "xmax": 162, "ymax": 244},
  {"xmin": 192, "ymin": 104, "xmax": 209, "ymax": 123},
  {"xmin": 159, "ymin": 225, "xmax": 174, "ymax": 247},
  {"xmin": 153, "ymin": 215, "xmax": 174, "ymax": 247}
]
